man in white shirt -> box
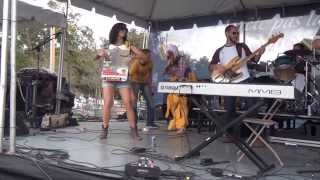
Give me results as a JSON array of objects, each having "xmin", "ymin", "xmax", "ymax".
[{"xmin": 208, "ymin": 24, "xmax": 264, "ymax": 141}]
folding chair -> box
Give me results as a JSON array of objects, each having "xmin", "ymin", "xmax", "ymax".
[{"xmin": 237, "ymin": 99, "xmax": 284, "ymax": 166}]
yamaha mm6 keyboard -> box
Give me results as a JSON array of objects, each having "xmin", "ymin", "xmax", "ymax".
[{"xmin": 158, "ymin": 82, "xmax": 295, "ymax": 99}]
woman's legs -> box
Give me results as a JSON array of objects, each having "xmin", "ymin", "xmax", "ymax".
[
  {"xmin": 119, "ymin": 86, "xmax": 141, "ymax": 140},
  {"xmin": 119, "ymin": 87, "xmax": 137, "ymax": 128},
  {"xmin": 130, "ymin": 83, "xmax": 140, "ymax": 123},
  {"xmin": 100, "ymin": 86, "xmax": 114, "ymax": 139}
]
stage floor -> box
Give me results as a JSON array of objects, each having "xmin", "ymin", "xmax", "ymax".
[{"xmin": 14, "ymin": 120, "xmax": 320, "ymax": 180}]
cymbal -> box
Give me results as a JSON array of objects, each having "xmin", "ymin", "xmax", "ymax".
[
  {"xmin": 309, "ymin": 61, "xmax": 320, "ymax": 65},
  {"xmin": 248, "ymin": 62, "xmax": 267, "ymax": 72},
  {"xmin": 284, "ymin": 49, "xmax": 312, "ymax": 56}
]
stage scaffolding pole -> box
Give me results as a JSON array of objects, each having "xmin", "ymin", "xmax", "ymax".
[
  {"xmin": 55, "ymin": 0, "xmax": 69, "ymax": 114},
  {"xmin": 9, "ymin": 0, "xmax": 17, "ymax": 154},
  {"xmin": 0, "ymin": 0, "xmax": 10, "ymax": 153},
  {"xmin": 146, "ymin": 23, "xmax": 151, "ymax": 48},
  {"xmin": 55, "ymin": 30, "xmax": 66, "ymax": 114},
  {"xmin": 142, "ymin": 30, "xmax": 146, "ymax": 48}
]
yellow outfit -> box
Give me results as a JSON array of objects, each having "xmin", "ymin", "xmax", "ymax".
[{"xmin": 165, "ymin": 72, "xmax": 197, "ymax": 131}]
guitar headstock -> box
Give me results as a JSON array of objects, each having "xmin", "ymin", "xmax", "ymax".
[{"xmin": 268, "ymin": 33, "xmax": 284, "ymax": 44}]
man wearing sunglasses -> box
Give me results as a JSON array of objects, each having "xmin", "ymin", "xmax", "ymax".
[{"xmin": 208, "ymin": 24, "xmax": 264, "ymax": 142}]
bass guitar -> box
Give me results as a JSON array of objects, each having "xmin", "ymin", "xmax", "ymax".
[{"xmin": 212, "ymin": 33, "xmax": 284, "ymax": 83}]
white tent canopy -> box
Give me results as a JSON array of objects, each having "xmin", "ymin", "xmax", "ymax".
[
  {"xmin": 0, "ymin": 0, "xmax": 66, "ymax": 28},
  {"xmin": 71, "ymin": 0, "xmax": 320, "ymax": 30}
]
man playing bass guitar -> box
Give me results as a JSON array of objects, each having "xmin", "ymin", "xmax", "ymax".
[
  {"xmin": 208, "ymin": 24, "xmax": 266, "ymax": 141},
  {"xmin": 209, "ymin": 24, "xmax": 266, "ymax": 83}
]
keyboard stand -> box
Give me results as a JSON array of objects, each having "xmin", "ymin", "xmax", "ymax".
[{"xmin": 175, "ymin": 96, "xmax": 274, "ymax": 175}]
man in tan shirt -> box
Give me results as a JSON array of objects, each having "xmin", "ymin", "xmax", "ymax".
[{"xmin": 129, "ymin": 49, "xmax": 158, "ymax": 128}]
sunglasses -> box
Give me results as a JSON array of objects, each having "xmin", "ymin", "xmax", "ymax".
[{"xmin": 231, "ymin": 31, "xmax": 239, "ymax": 35}]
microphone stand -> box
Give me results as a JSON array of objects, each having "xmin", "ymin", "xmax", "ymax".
[{"xmin": 29, "ymin": 32, "xmax": 61, "ymax": 128}]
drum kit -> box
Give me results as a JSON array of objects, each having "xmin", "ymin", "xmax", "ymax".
[{"xmin": 252, "ymin": 41, "xmax": 320, "ymax": 116}]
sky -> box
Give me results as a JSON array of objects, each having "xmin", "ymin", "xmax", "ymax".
[
  {"xmin": 73, "ymin": 6, "xmax": 145, "ymax": 46},
  {"xmin": 20, "ymin": 0, "xmax": 145, "ymax": 46}
]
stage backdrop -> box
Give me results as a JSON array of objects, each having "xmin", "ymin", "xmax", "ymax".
[{"xmin": 149, "ymin": 10, "xmax": 320, "ymax": 105}]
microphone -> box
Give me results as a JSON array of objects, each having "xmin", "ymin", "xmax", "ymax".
[{"xmin": 29, "ymin": 32, "xmax": 63, "ymax": 51}]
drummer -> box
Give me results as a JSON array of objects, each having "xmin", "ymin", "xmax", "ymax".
[
  {"xmin": 285, "ymin": 43, "xmax": 311, "ymax": 93},
  {"xmin": 289, "ymin": 43, "xmax": 311, "ymax": 75}
]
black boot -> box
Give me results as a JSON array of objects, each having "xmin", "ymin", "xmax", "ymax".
[{"xmin": 100, "ymin": 125, "xmax": 109, "ymax": 139}]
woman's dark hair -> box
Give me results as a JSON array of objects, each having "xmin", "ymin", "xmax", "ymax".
[{"xmin": 109, "ymin": 23, "xmax": 128, "ymax": 44}]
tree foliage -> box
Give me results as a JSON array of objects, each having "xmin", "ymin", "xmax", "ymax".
[
  {"xmin": 127, "ymin": 28, "xmax": 145, "ymax": 48},
  {"xmin": 16, "ymin": 12, "xmax": 145, "ymax": 97}
]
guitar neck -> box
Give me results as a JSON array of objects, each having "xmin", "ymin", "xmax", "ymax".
[{"xmin": 237, "ymin": 42, "xmax": 269, "ymax": 67}]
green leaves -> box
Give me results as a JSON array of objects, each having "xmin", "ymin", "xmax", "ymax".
[{"xmin": 15, "ymin": 12, "xmax": 146, "ymax": 96}]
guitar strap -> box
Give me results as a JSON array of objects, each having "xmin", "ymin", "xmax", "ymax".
[{"xmin": 236, "ymin": 43, "xmax": 243, "ymax": 58}]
